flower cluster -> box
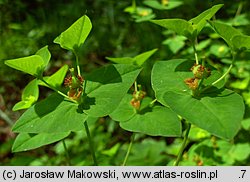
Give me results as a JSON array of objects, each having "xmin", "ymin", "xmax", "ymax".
[
  {"xmin": 184, "ymin": 64, "xmax": 211, "ymax": 91},
  {"xmin": 64, "ymin": 68, "xmax": 84, "ymax": 100},
  {"xmin": 130, "ymin": 85, "xmax": 146, "ymax": 110}
]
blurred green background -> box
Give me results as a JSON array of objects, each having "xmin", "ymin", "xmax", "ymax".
[{"xmin": 0, "ymin": 0, "xmax": 250, "ymax": 165}]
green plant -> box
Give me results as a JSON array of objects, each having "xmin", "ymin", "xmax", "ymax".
[{"xmin": 4, "ymin": 4, "xmax": 248, "ymax": 166}]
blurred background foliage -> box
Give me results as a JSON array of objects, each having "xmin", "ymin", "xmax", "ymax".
[{"xmin": 0, "ymin": 0, "xmax": 250, "ymax": 165}]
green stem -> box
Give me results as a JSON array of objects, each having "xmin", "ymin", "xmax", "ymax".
[
  {"xmin": 63, "ymin": 140, "xmax": 71, "ymax": 166},
  {"xmin": 84, "ymin": 121, "xmax": 98, "ymax": 165},
  {"xmin": 212, "ymin": 52, "xmax": 236, "ymax": 85},
  {"xmin": 150, "ymin": 99, "xmax": 157, "ymax": 105},
  {"xmin": 83, "ymin": 80, "xmax": 87, "ymax": 93},
  {"xmin": 134, "ymin": 81, "xmax": 138, "ymax": 92},
  {"xmin": 132, "ymin": 0, "xmax": 136, "ymax": 13},
  {"xmin": 192, "ymin": 42, "xmax": 199, "ymax": 65},
  {"xmin": 122, "ymin": 133, "xmax": 135, "ymax": 166},
  {"xmin": 201, "ymin": 52, "xmax": 237, "ymax": 93},
  {"xmin": 235, "ymin": 2, "xmax": 243, "ymax": 18},
  {"xmin": 212, "ymin": 54, "xmax": 236, "ymax": 85},
  {"xmin": 73, "ymin": 51, "xmax": 81, "ymax": 76},
  {"xmin": 0, "ymin": 109, "xmax": 14, "ymax": 126},
  {"xmin": 174, "ymin": 123, "xmax": 191, "ymax": 166},
  {"xmin": 40, "ymin": 79, "xmax": 77, "ymax": 103}
]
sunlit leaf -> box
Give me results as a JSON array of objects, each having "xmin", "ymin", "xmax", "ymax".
[
  {"xmin": 12, "ymin": 132, "xmax": 70, "ymax": 152},
  {"xmin": 54, "ymin": 15, "xmax": 92, "ymax": 52},
  {"xmin": 13, "ymin": 79, "xmax": 39, "ymax": 111}
]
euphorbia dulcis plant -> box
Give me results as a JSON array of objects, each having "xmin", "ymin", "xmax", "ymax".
[{"xmin": 4, "ymin": 4, "xmax": 248, "ymax": 166}]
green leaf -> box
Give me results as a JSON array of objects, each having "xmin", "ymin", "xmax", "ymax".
[
  {"xmin": 151, "ymin": 19, "xmax": 193, "ymax": 39},
  {"xmin": 125, "ymin": 6, "xmax": 156, "ymax": 22},
  {"xmin": 162, "ymin": 35, "xmax": 187, "ymax": 54},
  {"xmin": 12, "ymin": 93, "xmax": 88, "ymax": 133},
  {"xmin": 53, "ymin": 35, "xmax": 61, "ymax": 44},
  {"xmin": 208, "ymin": 20, "xmax": 242, "ymax": 48},
  {"xmin": 143, "ymin": 0, "xmax": 183, "ymax": 10},
  {"xmin": 122, "ymin": 139, "xmax": 167, "ymax": 165},
  {"xmin": 35, "ymin": 45, "xmax": 51, "ymax": 67},
  {"xmin": 231, "ymin": 34, "xmax": 250, "ymax": 51},
  {"xmin": 110, "ymin": 95, "xmax": 153, "ymax": 122},
  {"xmin": 230, "ymin": 143, "xmax": 250, "ymax": 161},
  {"xmin": 189, "ymin": 4, "xmax": 223, "ymax": 35},
  {"xmin": 163, "ymin": 89, "xmax": 244, "ymax": 140},
  {"xmin": 38, "ymin": 65, "xmax": 68, "ymax": 89},
  {"xmin": 152, "ymin": 59, "xmax": 193, "ymax": 106},
  {"xmin": 82, "ymin": 64, "xmax": 141, "ymax": 117},
  {"xmin": 106, "ymin": 48, "xmax": 157, "ymax": 66},
  {"xmin": 110, "ymin": 94, "xmax": 181, "ymax": 136},
  {"xmin": 151, "ymin": 59, "xmax": 223, "ymax": 106},
  {"xmin": 230, "ymin": 77, "xmax": 249, "ymax": 90},
  {"xmin": 4, "ymin": 55, "xmax": 45, "ymax": 76},
  {"xmin": 109, "ymin": 94, "xmax": 136, "ymax": 122},
  {"xmin": 134, "ymin": 48, "xmax": 158, "ymax": 66},
  {"xmin": 12, "ymin": 132, "xmax": 70, "ymax": 152},
  {"xmin": 151, "ymin": 59, "xmax": 243, "ymax": 139},
  {"xmin": 54, "ymin": 15, "xmax": 92, "ymax": 52},
  {"xmin": 13, "ymin": 79, "xmax": 39, "ymax": 111},
  {"xmin": 242, "ymin": 118, "xmax": 250, "ymax": 131},
  {"xmin": 151, "ymin": 4, "xmax": 223, "ymax": 40},
  {"xmin": 120, "ymin": 106, "xmax": 181, "ymax": 137},
  {"xmin": 106, "ymin": 57, "xmax": 135, "ymax": 64}
]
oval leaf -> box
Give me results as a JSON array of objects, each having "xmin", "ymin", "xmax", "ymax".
[
  {"xmin": 12, "ymin": 132, "xmax": 70, "ymax": 152},
  {"xmin": 120, "ymin": 106, "xmax": 181, "ymax": 137},
  {"xmin": 151, "ymin": 59, "xmax": 243, "ymax": 139},
  {"xmin": 151, "ymin": 59, "xmax": 224, "ymax": 106},
  {"xmin": 163, "ymin": 89, "xmax": 245, "ymax": 140},
  {"xmin": 12, "ymin": 93, "xmax": 88, "ymax": 133}
]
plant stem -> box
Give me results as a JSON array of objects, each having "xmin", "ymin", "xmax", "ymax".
[
  {"xmin": 150, "ymin": 99, "xmax": 157, "ymax": 105},
  {"xmin": 235, "ymin": 2, "xmax": 243, "ymax": 18},
  {"xmin": 132, "ymin": 0, "xmax": 136, "ymax": 13},
  {"xmin": 62, "ymin": 139, "xmax": 71, "ymax": 166},
  {"xmin": 83, "ymin": 80, "xmax": 87, "ymax": 93},
  {"xmin": 73, "ymin": 51, "xmax": 81, "ymax": 76},
  {"xmin": 201, "ymin": 52, "xmax": 237, "ymax": 93},
  {"xmin": 192, "ymin": 42, "xmax": 199, "ymax": 65},
  {"xmin": 211, "ymin": 52, "xmax": 236, "ymax": 86},
  {"xmin": 134, "ymin": 80, "xmax": 138, "ymax": 92},
  {"xmin": 122, "ymin": 133, "xmax": 135, "ymax": 166},
  {"xmin": 0, "ymin": 109, "xmax": 14, "ymax": 126},
  {"xmin": 84, "ymin": 121, "xmax": 98, "ymax": 165},
  {"xmin": 174, "ymin": 123, "xmax": 191, "ymax": 166},
  {"xmin": 40, "ymin": 79, "xmax": 77, "ymax": 103}
]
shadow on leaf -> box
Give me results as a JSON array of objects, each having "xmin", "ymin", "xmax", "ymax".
[
  {"xmin": 78, "ymin": 94, "xmax": 96, "ymax": 112},
  {"xmin": 34, "ymin": 93, "xmax": 64, "ymax": 118},
  {"xmin": 174, "ymin": 59, "xmax": 193, "ymax": 72},
  {"xmin": 84, "ymin": 64, "xmax": 122, "ymax": 84}
]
